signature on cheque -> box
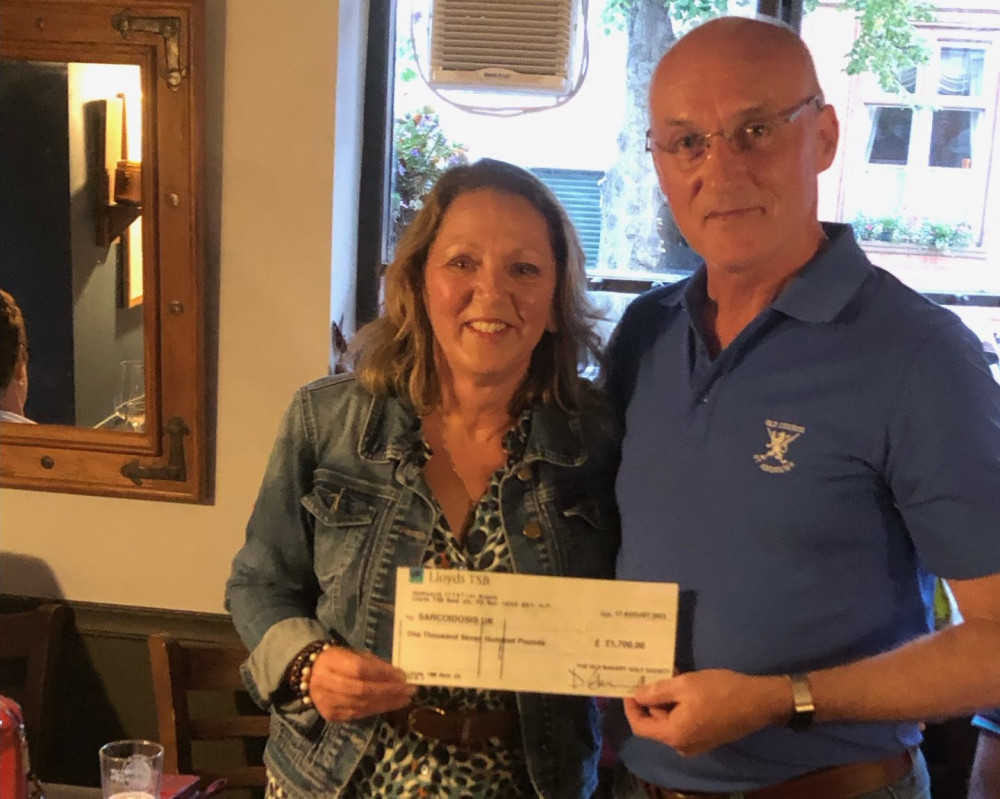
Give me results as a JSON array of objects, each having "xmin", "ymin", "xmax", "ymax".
[{"xmin": 567, "ymin": 668, "xmax": 643, "ymax": 692}]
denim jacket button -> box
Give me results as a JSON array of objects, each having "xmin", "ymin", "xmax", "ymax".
[
  {"xmin": 517, "ymin": 464, "xmax": 532, "ymax": 481},
  {"xmin": 523, "ymin": 521, "xmax": 543, "ymax": 539}
]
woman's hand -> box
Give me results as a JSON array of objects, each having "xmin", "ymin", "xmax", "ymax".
[
  {"xmin": 307, "ymin": 646, "xmax": 416, "ymax": 722},
  {"xmin": 624, "ymin": 669, "xmax": 791, "ymax": 757}
]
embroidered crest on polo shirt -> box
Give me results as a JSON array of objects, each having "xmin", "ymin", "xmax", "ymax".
[{"xmin": 753, "ymin": 419, "xmax": 806, "ymax": 473}]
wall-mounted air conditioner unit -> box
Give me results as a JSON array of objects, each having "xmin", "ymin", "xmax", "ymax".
[{"xmin": 429, "ymin": 0, "xmax": 584, "ymax": 95}]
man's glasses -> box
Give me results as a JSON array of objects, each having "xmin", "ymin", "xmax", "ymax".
[{"xmin": 645, "ymin": 94, "xmax": 824, "ymax": 168}]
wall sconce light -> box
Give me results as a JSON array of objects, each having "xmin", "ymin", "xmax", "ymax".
[
  {"xmin": 91, "ymin": 95, "xmax": 142, "ymax": 247},
  {"xmin": 114, "ymin": 159, "xmax": 142, "ymax": 205}
]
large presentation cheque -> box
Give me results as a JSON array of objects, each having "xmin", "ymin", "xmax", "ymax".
[{"xmin": 392, "ymin": 567, "xmax": 678, "ymax": 697}]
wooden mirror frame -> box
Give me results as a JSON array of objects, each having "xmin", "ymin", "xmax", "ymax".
[{"xmin": 0, "ymin": 0, "xmax": 208, "ymax": 502}]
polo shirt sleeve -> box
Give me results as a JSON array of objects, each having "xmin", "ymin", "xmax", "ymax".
[{"xmin": 884, "ymin": 311, "xmax": 1000, "ymax": 580}]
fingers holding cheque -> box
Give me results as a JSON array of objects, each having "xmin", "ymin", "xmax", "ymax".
[
  {"xmin": 307, "ymin": 646, "xmax": 416, "ymax": 723},
  {"xmin": 625, "ymin": 669, "xmax": 793, "ymax": 757}
]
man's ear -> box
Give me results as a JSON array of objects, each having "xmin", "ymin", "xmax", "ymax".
[{"xmin": 815, "ymin": 104, "xmax": 840, "ymax": 174}]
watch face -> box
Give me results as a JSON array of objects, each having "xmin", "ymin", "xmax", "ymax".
[{"xmin": 788, "ymin": 673, "xmax": 815, "ymax": 731}]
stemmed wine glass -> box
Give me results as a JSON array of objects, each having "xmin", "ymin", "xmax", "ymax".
[{"xmin": 113, "ymin": 359, "xmax": 146, "ymax": 432}]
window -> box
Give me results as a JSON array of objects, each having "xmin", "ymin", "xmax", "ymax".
[
  {"xmin": 868, "ymin": 107, "xmax": 913, "ymax": 165},
  {"xmin": 850, "ymin": 40, "xmax": 992, "ymax": 246},
  {"xmin": 384, "ymin": 0, "xmax": 642, "ymax": 277},
  {"xmin": 355, "ymin": 1, "xmax": 1000, "ymax": 369},
  {"xmin": 866, "ymin": 47, "xmax": 986, "ymax": 169}
]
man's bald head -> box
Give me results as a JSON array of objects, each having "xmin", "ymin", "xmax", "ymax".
[{"xmin": 652, "ymin": 16, "xmax": 823, "ymax": 109}]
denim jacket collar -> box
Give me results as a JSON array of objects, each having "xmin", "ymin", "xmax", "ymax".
[{"xmin": 357, "ymin": 393, "xmax": 588, "ymax": 469}]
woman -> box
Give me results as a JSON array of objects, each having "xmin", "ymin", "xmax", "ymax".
[{"xmin": 226, "ymin": 159, "xmax": 620, "ymax": 798}]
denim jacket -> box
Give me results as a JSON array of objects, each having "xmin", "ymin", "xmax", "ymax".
[{"xmin": 226, "ymin": 374, "xmax": 620, "ymax": 798}]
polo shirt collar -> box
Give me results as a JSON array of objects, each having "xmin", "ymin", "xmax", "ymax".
[
  {"xmin": 660, "ymin": 222, "xmax": 873, "ymax": 324},
  {"xmin": 772, "ymin": 223, "xmax": 873, "ymax": 322}
]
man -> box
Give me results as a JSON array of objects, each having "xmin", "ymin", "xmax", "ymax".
[
  {"xmin": 970, "ymin": 709, "xmax": 1000, "ymax": 799},
  {"xmin": 0, "ymin": 288, "xmax": 35, "ymax": 424},
  {"xmin": 603, "ymin": 16, "xmax": 1000, "ymax": 799}
]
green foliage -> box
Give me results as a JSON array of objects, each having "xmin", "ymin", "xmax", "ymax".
[
  {"xmin": 601, "ymin": 0, "xmax": 666, "ymax": 30},
  {"xmin": 391, "ymin": 106, "xmax": 468, "ymax": 243},
  {"xmin": 601, "ymin": 0, "xmax": 742, "ymax": 33},
  {"xmin": 839, "ymin": 0, "xmax": 935, "ymax": 94},
  {"xmin": 932, "ymin": 577, "xmax": 954, "ymax": 630},
  {"xmin": 396, "ymin": 26, "xmax": 417, "ymax": 83},
  {"xmin": 852, "ymin": 213, "xmax": 974, "ymax": 251},
  {"xmin": 855, "ymin": 213, "xmax": 907, "ymax": 243},
  {"xmin": 914, "ymin": 220, "xmax": 974, "ymax": 251},
  {"xmin": 668, "ymin": 0, "xmax": 737, "ymax": 20},
  {"xmin": 599, "ymin": 0, "xmax": 935, "ymax": 97}
]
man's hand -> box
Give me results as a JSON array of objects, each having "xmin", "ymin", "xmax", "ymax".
[
  {"xmin": 307, "ymin": 646, "xmax": 416, "ymax": 722},
  {"xmin": 624, "ymin": 669, "xmax": 792, "ymax": 757}
]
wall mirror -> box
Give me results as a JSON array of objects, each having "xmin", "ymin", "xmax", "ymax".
[{"xmin": 0, "ymin": 0, "xmax": 209, "ymax": 502}]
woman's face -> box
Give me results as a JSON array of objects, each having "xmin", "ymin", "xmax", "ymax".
[{"xmin": 423, "ymin": 188, "xmax": 558, "ymax": 393}]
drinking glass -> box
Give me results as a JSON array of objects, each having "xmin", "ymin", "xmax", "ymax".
[
  {"xmin": 99, "ymin": 739, "xmax": 163, "ymax": 799},
  {"xmin": 113, "ymin": 359, "xmax": 146, "ymax": 432}
]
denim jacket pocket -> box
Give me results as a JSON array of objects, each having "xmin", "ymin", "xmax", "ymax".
[{"xmin": 301, "ymin": 480, "xmax": 381, "ymax": 527}]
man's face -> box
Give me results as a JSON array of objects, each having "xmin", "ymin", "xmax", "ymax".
[{"xmin": 648, "ymin": 40, "xmax": 838, "ymax": 277}]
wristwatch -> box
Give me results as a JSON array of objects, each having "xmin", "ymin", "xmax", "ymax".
[{"xmin": 787, "ymin": 672, "xmax": 815, "ymax": 731}]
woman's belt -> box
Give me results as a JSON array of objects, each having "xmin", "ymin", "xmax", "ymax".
[
  {"xmin": 628, "ymin": 750, "xmax": 912, "ymax": 799},
  {"xmin": 384, "ymin": 703, "xmax": 519, "ymax": 746}
]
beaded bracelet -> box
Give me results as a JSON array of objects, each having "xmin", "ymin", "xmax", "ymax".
[{"xmin": 287, "ymin": 640, "xmax": 331, "ymax": 705}]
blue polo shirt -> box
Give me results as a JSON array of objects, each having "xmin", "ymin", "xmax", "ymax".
[{"xmin": 607, "ymin": 223, "xmax": 1000, "ymax": 792}]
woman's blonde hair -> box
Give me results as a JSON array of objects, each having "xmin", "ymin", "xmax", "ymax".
[{"xmin": 352, "ymin": 158, "xmax": 602, "ymax": 415}]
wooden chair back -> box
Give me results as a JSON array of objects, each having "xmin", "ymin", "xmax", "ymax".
[
  {"xmin": 0, "ymin": 602, "xmax": 69, "ymax": 772},
  {"xmin": 147, "ymin": 633, "xmax": 270, "ymax": 789}
]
